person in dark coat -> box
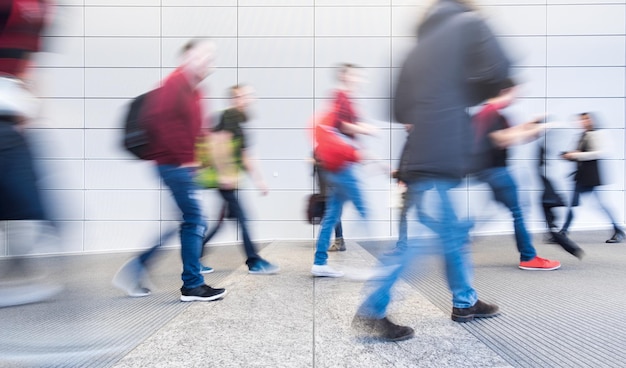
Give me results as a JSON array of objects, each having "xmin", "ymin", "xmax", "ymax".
[
  {"xmin": 560, "ymin": 112, "xmax": 624, "ymax": 243},
  {"xmin": 353, "ymin": 0, "xmax": 511, "ymax": 341}
]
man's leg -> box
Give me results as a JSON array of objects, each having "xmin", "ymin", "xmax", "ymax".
[
  {"xmin": 158, "ymin": 166, "xmax": 206, "ymax": 289},
  {"xmin": 480, "ymin": 168, "xmax": 536, "ymax": 261},
  {"xmin": 218, "ymin": 189, "xmax": 262, "ymax": 265}
]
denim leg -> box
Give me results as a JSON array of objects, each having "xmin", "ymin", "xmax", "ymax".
[
  {"xmin": 219, "ymin": 189, "xmax": 260, "ymax": 265},
  {"xmin": 158, "ymin": 165, "xmax": 207, "ymax": 289},
  {"xmin": 478, "ymin": 167, "xmax": 536, "ymax": 261},
  {"xmin": 314, "ymin": 185, "xmax": 345, "ymax": 265},
  {"xmin": 314, "ymin": 165, "xmax": 366, "ymax": 265},
  {"xmin": 138, "ymin": 227, "xmax": 178, "ymax": 266},
  {"xmin": 339, "ymin": 165, "xmax": 368, "ymax": 219},
  {"xmin": 432, "ymin": 180, "xmax": 478, "ymax": 308},
  {"xmin": 334, "ymin": 222, "xmax": 343, "ymax": 238},
  {"xmin": 395, "ymin": 189, "xmax": 413, "ymax": 250},
  {"xmin": 357, "ymin": 178, "xmax": 477, "ymax": 316}
]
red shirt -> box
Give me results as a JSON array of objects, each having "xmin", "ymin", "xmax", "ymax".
[
  {"xmin": 0, "ymin": 0, "xmax": 49, "ymax": 76},
  {"xmin": 333, "ymin": 89, "xmax": 358, "ymax": 139},
  {"xmin": 145, "ymin": 69, "xmax": 206, "ymax": 166}
]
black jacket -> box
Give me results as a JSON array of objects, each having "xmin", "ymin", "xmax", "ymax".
[{"xmin": 394, "ymin": 0, "xmax": 511, "ymax": 180}]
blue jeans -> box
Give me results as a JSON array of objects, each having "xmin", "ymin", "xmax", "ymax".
[
  {"xmin": 158, "ymin": 165, "xmax": 207, "ymax": 289},
  {"xmin": 476, "ymin": 167, "xmax": 536, "ymax": 262},
  {"xmin": 314, "ymin": 164, "xmax": 366, "ymax": 265},
  {"xmin": 0, "ymin": 122, "xmax": 46, "ymax": 220},
  {"xmin": 217, "ymin": 189, "xmax": 261, "ymax": 266},
  {"xmin": 358, "ymin": 177, "xmax": 478, "ymax": 317}
]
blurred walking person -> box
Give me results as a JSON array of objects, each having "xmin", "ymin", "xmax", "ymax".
[
  {"xmin": 311, "ymin": 64, "xmax": 377, "ymax": 277},
  {"xmin": 354, "ymin": 0, "xmax": 511, "ymax": 341},
  {"xmin": 472, "ymin": 80, "xmax": 563, "ymax": 267},
  {"xmin": 113, "ymin": 39, "xmax": 226, "ymax": 302},
  {"xmin": 560, "ymin": 112, "xmax": 624, "ymax": 243},
  {"xmin": 0, "ymin": 0, "xmax": 62, "ymax": 307},
  {"xmin": 205, "ymin": 84, "xmax": 279, "ymax": 274}
]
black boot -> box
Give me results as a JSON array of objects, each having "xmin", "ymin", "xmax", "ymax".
[
  {"xmin": 606, "ymin": 228, "xmax": 625, "ymax": 243},
  {"xmin": 352, "ymin": 315, "xmax": 414, "ymax": 341}
]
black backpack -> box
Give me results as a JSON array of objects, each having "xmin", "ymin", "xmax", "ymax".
[
  {"xmin": 122, "ymin": 89, "xmax": 157, "ymax": 159},
  {"xmin": 306, "ymin": 193, "xmax": 326, "ymax": 225}
]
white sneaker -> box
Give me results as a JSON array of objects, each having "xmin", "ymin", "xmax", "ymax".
[{"xmin": 311, "ymin": 264, "xmax": 344, "ymax": 278}]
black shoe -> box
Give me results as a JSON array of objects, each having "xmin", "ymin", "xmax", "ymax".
[
  {"xmin": 606, "ymin": 228, "xmax": 625, "ymax": 243},
  {"xmin": 180, "ymin": 284, "xmax": 227, "ymax": 302},
  {"xmin": 550, "ymin": 230, "xmax": 584, "ymax": 260},
  {"xmin": 451, "ymin": 300, "xmax": 500, "ymax": 323},
  {"xmin": 352, "ymin": 315, "xmax": 414, "ymax": 341}
]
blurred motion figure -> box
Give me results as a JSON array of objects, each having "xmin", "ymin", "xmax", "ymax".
[
  {"xmin": 354, "ymin": 0, "xmax": 510, "ymax": 341},
  {"xmin": 0, "ymin": 0, "xmax": 62, "ymax": 307}
]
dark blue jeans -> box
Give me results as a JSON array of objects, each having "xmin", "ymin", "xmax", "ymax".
[
  {"xmin": 217, "ymin": 189, "xmax": 261, "ymax": 266},
  {"xmin": 476, "ymin": 167, "xmax": 536, "ymax": 262},
  {"xmin": 0, "ymin": 122, "xmax": 46, "ymax": 220},
  {"xmin": 157, "ymin": 165, "xmax": 207, "ymax": 289}
]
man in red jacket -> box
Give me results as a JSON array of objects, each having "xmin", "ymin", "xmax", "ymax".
[{"xmin": 114, "ymin": 40, "xmax": 227, "ymax": 302}]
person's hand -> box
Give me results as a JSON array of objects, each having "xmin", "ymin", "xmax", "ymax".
[{"xmin": 562, "ymin": 151, "xmax": 579, "ymax": 161}]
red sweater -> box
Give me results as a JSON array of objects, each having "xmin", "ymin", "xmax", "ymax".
[
  {"xmin": 145, "ymin": 69, "xmax": 206, "ymax": 166},
  {"xmin": 0, "ymin": 0, "xmax": 49, "ymax": 77}
]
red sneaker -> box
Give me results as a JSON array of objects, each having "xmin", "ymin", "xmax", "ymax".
[{"xmin": 519, "ymin": 256, "xmax": 561, "ymax": 271}]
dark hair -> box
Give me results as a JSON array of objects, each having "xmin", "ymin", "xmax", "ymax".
[
  {"xmin": 500, "ymin": 78, "xmax": 516, "ymax": 91},
  {"xmin": 337, "ymin": 63, "xmax": 357, "ymax": 80},
  {"xmin": 180, "ymin": 38, "xmax": 209, "ymax": 55}
]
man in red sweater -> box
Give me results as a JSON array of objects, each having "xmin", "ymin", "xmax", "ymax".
[{"xmin": 151, "ymin": 40, "xmax": 227, "ymax": 301}]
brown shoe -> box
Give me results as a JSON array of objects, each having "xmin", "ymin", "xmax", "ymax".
[
  {"xmin": 451, "ymin": 300, "xmax": 499, "ymax": 323},
  {"xmin": 352, "ymin": 315, "xmax": 414, "ymax": 341}
]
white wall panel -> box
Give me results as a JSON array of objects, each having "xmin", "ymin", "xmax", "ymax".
[
  {"xmin": 85, "ymin": 99, "xmax": 129, "ymax": 129},
  {"xmin": 85, "ymin": 7, "xmax": 161, "ymax": 37},
  {"xmin": 315, "ymin": 7, "xmax": 391, "ymax": 37},
  {"xmin": 162, "ymin": 7, "xmax": 237, "ymax": 37},
  {"xmin": 547, "ymin": 67, "xmax": 625, "ymax": 98},
  {"xmin": 85, "ymin": 160, "xmax": 161, "ymax": 190},
  {"xmin": 315, "ymin": 38, "xmax": 391, "ymax": 68},
  {"xmin": 40, "ymin": 99, "xmax": 85, "ymax": 129},
  {"xmin": 85, "ymin": 190, "xmax": 161, "ymax": 221},
  {"xmin": 547, "ymin": 5, "xmax": 626, "ymax": 35},
  {"xmin": 35, "ymin": 68, "xmax": 84, "ymax": 98},
  {"xmin": 547, "ymin": 36, "xmax": 626, "ymax": 67},
  {"xmin": 245, "ymin": 99, "xmax": 314, "ymax": 129},
  {"xmin": 483, "ymin": 6, "xmax": 547, "ymax": 36},
  {"xmin": 238, "ymin": 38, "xmax": 314, "ymax": 67},
  {"xmin": 238, "ymin": 68, "xmax": 314, "ymax": 99},
  {"xmin": 85, "ymin": 38, "xmax": 161, "ymax": 67},
  {"xmin": 85, "ymin": 68, "xmax": 161, "ymax": 98},
  {"xmin": 239, "ymin": 7, "xmax": 314, "ymax": 37},
  {"xmin": 84, "ymin": 221, "xmax": 162, "ymax": 252}
]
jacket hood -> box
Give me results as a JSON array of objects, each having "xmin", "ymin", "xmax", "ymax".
[{"xmin": 418, "ymin": 0, "xmax": 472, "ymax": 36}]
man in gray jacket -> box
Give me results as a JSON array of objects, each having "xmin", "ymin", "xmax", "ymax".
[{"xmin": 354, "ymin": 0, "xmax": 511, "ymax": 341}]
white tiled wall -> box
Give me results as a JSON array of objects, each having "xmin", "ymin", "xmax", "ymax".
[{"xmin": 9, "ymin": 0, "xmax": 624, "ymax": 256}]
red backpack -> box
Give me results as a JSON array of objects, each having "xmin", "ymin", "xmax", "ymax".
[{"xmin": 312, "ymin": 111, "xmax": 359, "ymax": 172}]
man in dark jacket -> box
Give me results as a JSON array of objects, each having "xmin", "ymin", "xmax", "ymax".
[{"xmin": 354, "ymin": 0, "xmax": 511, "ymax": 340}]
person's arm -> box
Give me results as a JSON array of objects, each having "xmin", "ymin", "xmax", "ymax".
[
  {"xmin": 489, "ymin": 120, "xmax": 545, "ymax": 148},
  {"xmin": 338, "ymin": 121, "xmax": 377, "ymax": 136},
  {"xmin": 563, "ymin": 131, "xmax": 604, "ymax": 161},
  {"xmin": 242, "ymin": 149, "xmax": 268, "ymax": 196}
]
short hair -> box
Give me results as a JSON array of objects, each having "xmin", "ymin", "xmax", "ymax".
[
  {"xmin": 229, "ymin": 84, "xmax": 246, "ymax": 98},
  {"xmin": 337, "ymin": 63, "xmax": 358, "ymax": 80},
  {"xmin": 180, "ymin": 38, "xmax": 210, "ymax": 55}
]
